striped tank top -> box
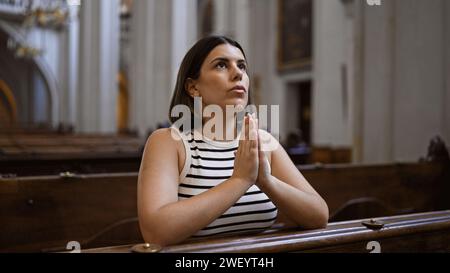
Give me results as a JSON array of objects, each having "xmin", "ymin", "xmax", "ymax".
[{"xmin": 174, "ymin": 127, "xmax": 278, "ymax": 237}]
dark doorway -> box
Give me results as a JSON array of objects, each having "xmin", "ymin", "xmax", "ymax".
[
  {"xmin": 298, "ymin": 81, "xmax": 312, "ymax": 145},
  {"xmin": 285, "ymin": 80, "xmax": 312, "ymax": 165}
]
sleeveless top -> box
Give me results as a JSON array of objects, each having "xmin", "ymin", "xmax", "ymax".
[{"xmin": 173, "ymin": 127, "xmax": 278, "ymax": 237}]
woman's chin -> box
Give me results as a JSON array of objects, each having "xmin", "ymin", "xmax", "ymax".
[{"xmin": 224, "ymin": 98, "xmax": 248, "ymax": 108}]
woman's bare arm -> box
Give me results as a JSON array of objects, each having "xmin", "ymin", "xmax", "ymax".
[{"xmin": 258, "ymin": 130, "xmax": 329, "ymax": 229}]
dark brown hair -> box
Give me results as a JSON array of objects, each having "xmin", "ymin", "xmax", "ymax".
[{"xmin": 168, "ymin": 35, "xmax": 251, "ymax": 125}]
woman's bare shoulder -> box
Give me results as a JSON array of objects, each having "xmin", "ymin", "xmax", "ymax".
[
  {"xmin": 257, "ymin": 129, "xmax": 275, "ymax": 139},
  {"xmin": 143, "ymin": 128, "xmax": 185, "ymax": 171},
  {"xmin": 145, "ymin": 128, "xmax": 183, "ymax": 147},
  {"xmin": 258, "ymin": 129, "xmax": 281, "ymax": 150}
]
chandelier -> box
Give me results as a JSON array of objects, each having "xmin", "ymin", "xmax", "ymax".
[
  {"xmin": 6, "ymin": 39, "xmax": 42, "ymax": 58},
  {"xmin": 2, "ymin": 0, "xmax": 78, "ymax": 59},
  {"xmin": 23, "ymin": 0, "xmax": 71, "ymax": 29}
]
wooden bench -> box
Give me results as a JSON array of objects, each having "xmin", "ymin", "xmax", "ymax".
[
  {"xmin": 0, "ymin": 133, "xmax": 145, "ymax": 176},
  {"xmin": 0, "ymin": 173, "xmax": 141, "ymax": 252},
  {"xmin": 82, "ymin": 210, "xmax": 450, "ymax": 253},
  {"xmin": 0, "ymin": 134, "xmax": 144, "ymax": 155},
  {"xmin": 301, "ymin": 161, "xmax": 450, "ymax": 221},
  {"xmin": 0, "ymin": 153, "xmax": 142, "ymax": 177},
  {"xmin": 287, "ymin": 146, "xmax": 352, "ymax": 165},
  {"xmin": 1, "ymin": 159, "xmax": 448, "ymax": 252}
]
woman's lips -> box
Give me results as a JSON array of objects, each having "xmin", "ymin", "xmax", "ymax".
[
  {"xmin": 230, "ymin": 89, "xmax": 246, "ymax": 94},
  {"xmin": 229, "ymin": 85, "xmax": 247, "ymax": 94}
]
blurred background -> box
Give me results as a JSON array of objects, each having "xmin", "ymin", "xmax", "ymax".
[{"xmin": 0, "ymin": 0, "xmax": 449, "ymax": 164}]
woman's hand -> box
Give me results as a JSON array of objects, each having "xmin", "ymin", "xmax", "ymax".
[
  {"xmin": 231, "ymin": 114, "xmax": 259, "ymax": 186},
  {"xmin": 256, "ymin": 120, "xmax": 273, "ymax": 189}
]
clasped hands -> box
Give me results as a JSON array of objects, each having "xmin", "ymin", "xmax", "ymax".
[{"xmin": 232, "ymin": 113, "xmax": 272, "ymax": 188}]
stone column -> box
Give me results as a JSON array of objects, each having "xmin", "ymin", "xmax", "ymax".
[
  {"xmin": 58, "ymin": 4, "xmax": 79, "ymax": 129},
  {"xmin": 171, "ymin": 0, "xmax": 197, "ymax": 91},
  {"xmin": 129, "ymin": 0, "xmax": 197, "ymax": 136},
  {"xmin": 212, "ymin": 0, "xmax": 250, "ymax": 51},
  {"xmin": 361, "ymin": 0, "xmax": 396, "ymax": 163},
  {"xmin": 352, "ymin": 0, "xmax": 365, "ymax": 163},
  {"xmin": 77, "ymin": 0, "xmax": 120, "ymax": 133},
  {"xmin": 445, "ymin": 0, "xmax": 450, "ymax": 145},
  {"xmin": 213, "ymin": 0, "xmax": 231, "ymax": 35},
  {"xmin": 233, "ymin": 0, "xmax": 250, "ymax": 53}
]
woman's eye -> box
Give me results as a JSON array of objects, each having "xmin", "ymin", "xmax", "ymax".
[
  {"xmin": 238, "ymin": 64, "xmax": 247, "ymax": 71},
  {"xmin": 216, "ymin": 62, "xmax": 227, "ymax": 69},
  {"xmin": 215, "ymin": 61, "xmax": 246, "ymax": 71}
]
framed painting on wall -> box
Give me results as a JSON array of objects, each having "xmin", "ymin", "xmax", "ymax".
[{"xmin": 277, "ymin": 0, "xmax": 312, "ymax": 72}]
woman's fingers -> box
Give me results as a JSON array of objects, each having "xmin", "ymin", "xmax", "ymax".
[
  {"xmin": 238, "ymin": 115, "xmax": 248, "ymax": 151},
  {"xmin": 245, "ymin": 114, "xmax": 250, "ymax": 141},
  {"xmin": 232, "ymin": 114, "xmax": 260, "ymax": 184},
  {"xmin": 249, "ymin": 115, "xmax": 258, "ymax": 150},
  {"xmin": 238, "ymin": 114, "xmax": 259, "ymax": 154},
  {"xmin": 256, "ymin": 118, "xmax": 262, "ymax": 153}
]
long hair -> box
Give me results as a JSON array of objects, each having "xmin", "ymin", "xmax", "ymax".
[{"xmin": 168, "ymin": 35, "xmax": 251, "ymax": 127}]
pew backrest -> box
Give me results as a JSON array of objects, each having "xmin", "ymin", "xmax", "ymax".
[{"xmin": 1, "ymin": 161, "xmax": 448, "ymax": 252}]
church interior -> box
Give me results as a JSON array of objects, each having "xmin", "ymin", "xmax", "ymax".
[{"xmin": 1, "ymin": 0, "xmax": 450, "ymax": 254}]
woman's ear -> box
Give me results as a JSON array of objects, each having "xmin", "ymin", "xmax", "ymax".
[{"xmin": 185, "ymin": 78, "xmax": 199, "ymax": 98}]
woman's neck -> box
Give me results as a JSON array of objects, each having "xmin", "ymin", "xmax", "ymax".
[{"xmin": 201, "ymin": 115, "xmax": 239, "ymax": 142}]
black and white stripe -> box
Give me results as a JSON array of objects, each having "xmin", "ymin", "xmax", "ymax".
[{"xmin": 176, "ymin": 129, "xmax": 278, "ymax": 237}]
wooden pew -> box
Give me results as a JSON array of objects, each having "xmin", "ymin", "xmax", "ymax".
[
  {"xmin": 0, "ymin": 173, "xmax": 142, "ymax": 252},
  {"xmin": 288, "ymin": 146, "xmax": 352, "ymax": 165},
  {"xmin": 0, "ymin": 133, "xmax": 144, "ymax": 156},
  {"xmin": 0, "ymin": 133, "xmax": 145, "ymax": 176},
  {"xmin": 301, "ymin": 161, "xmax": 450, "ymax": 221},
  {"xmin": 82, "ymin": 210, "xmax": 450, "ymax": 253},
  {"xmin": 0, "ymin": 153, "xmax": 142, "ymax": 177},
  {"xmin": 0, "ymin": 132, "xmax": 143, "ymax": 152},
  {"xmin": 1, "ymin": 160, "xmax": 448, "ymax": 252}
]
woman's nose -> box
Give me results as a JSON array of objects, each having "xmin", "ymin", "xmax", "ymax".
[{"xmin": 231, "ymin": 64, "xmax": 243, "ymax": 81}]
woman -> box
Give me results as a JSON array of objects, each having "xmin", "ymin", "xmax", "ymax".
[{"xmin": 137, "ymin": 36, "xmax": 328, "ymax": 247}]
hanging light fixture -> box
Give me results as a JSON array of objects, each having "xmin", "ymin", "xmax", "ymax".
[
  {"xmin": 23, "ymin": 0, "xmax": 70, "ymax": 29},
  {"xmin": 7, "ymin": 39, "xmax": 42, "ymax": 58},
  {"xmin": 4, "ymin": 0, "xmax": 74, "ymax": 59}
]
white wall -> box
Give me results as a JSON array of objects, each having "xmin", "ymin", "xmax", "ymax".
[
  {"xmin": 392, "ymin": 0, "xmax": 446, "ymax": 161},
  {"xmin": 247, "ymin": 0, "xmax": 352, "ymax": 146},
  {"xmin": 246, "ymin": 0, "xmax": 311, "ymax": 142},
  {"xmin": 247, "ymin": 0, "xmax": 351, "ymax": 146},
  {"xmin": 313, "ymin": 0, "xmax": 350, "ymax": 147},
  {"xmin": 360, "ymin": 0, "xmax": 448, "ymax": 163},
  {"xmin": 246, "ymin": 0, "xmax": 448, "ymax": 163},
  {"xmin": 361, "ymin": 1, "xmax": 395, "ymax": 162}
]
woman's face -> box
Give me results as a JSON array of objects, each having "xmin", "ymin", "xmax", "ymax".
[{"xmin": 192, "ymin": 43, "xmax": 250, "ymax": 110}]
